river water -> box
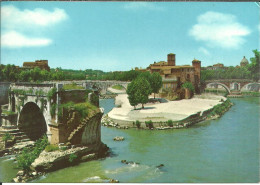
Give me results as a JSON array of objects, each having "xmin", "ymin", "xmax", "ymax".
[{"xmin": 0, "ymin": 97, "xmax": 259, "ymax": 183}]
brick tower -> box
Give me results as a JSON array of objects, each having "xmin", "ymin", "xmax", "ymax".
[{"xmin": 167, "ymin": 53, "xmax": 176, "ymax": 66}]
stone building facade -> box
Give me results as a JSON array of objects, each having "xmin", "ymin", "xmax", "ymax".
[
  {"xmin": 23, "ymin": 60, "xmax": 50, "ymax": 71},
  {"xmin": 135, "ymin": 53, "xmax": 201, "ymax": 93}
]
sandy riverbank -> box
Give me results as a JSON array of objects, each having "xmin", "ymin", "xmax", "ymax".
[{"xmin": 107, "ymin": 93, "xmax": 226, "ymax": 123}]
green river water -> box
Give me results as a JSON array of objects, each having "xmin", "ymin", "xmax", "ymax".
[{"xmin": 0, "ymin": 97, "xmax": 259, "ymax": 183}]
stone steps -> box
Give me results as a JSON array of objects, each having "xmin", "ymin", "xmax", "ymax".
[
  {"xmin": 0, "ymin": 128, "xmax": 31, "ymax": 144},
  {"xmin": 68, "ymin": 124, "xmax": 85, "ymax": 142}
]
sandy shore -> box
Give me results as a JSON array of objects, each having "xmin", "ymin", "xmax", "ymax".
[{"xmin": 107, "ymin": 93, "xmax": 226, "ymax": 122}]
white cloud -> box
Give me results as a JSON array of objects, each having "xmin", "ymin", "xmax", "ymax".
[
  {"xmin": 2, "ymin": 5, "xmax": 68, "ymax": 29},
  {"xmin": 1, "ymin": 5, "xmax": 67, "ymax": 48},
  {"xmin": 1, "ymin": 31, "xmax": 52, "ymax": 48},
  {"xmin": 124, "ymin": 2, "xmax": 164, "ymax": 11},
  {"xmin": 189, "ymin": 11, "xmax": 251, "ymax": 49},
  {"xmin": 198, "ymin": 47, "xmax": 210, "ymax": 56}
]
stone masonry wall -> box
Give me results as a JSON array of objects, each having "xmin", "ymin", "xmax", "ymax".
[{"xmin": 0, "ymin": 82, "xmax": 11, "ymax": 105}]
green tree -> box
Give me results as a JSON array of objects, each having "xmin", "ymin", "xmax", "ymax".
[
  {"xmin": 150, "ymin": 72, "xmax": 162, "ymax": 99},
  {"xmin": 135, "ymin": 77, "xmax": 152, "ymax": 109},
  {"xmin": 248, "ymin": 49, "xmax": 260, "ymax": 81},
  {"xmin": 126, "ymin": 80, "xmax": 139, "ymax": 109},
  {"xmin": 138, "ymin": 71, "xmax": 152, "ymax": 84}
]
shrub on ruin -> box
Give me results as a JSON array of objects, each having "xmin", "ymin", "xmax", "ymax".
[
  {"xmin": 17, "ymin": 135, "xmax": 49, "ymax": 171},
  {"xmin": 181, "ymin": 82, "xmax": 195, "ymax": 93},
  {"xmin": 69, "ymin": 153, "xmax": 77, "ymax": 163},
  {"xmin": 45, "ymin": 144, "xmax": 59, "ymax": 152},
  {"xmin": 167, "ymin": 120, "xmax": 173, "ymax": 127}
]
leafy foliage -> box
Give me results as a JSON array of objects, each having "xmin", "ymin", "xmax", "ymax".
[
  {"xmin": 167, "ymin": 120, "xmax": 173, "ymax": 127},
  {"xmin": 145, "ymin": 120, "xmax": 154, "ymax": 129},
  {"xmin": 17, "ymin": 135, "xmax": 48, "ymax": 171},
  {"xmin": 127, "ymin": 77, "xmax": 152, "ymax": 109},
  {"xmin": 126, "ymin": 80, "xmax": 139, "ymax": 109},
  {"xmin": 45, "ymin": 144, "xmax": 59, "ymax": 152},
  {"xmin": 248, "ymin": 49, "xmax": 260, "ymax": 81},
  {"xmin": 201, "ymin": 50, "xmax": 259, "ymax": 81},
  {"xmin": 150, "ymin": 72, "xmax": 163, "ymax": 98},
  {"xmin": 181, "ymin": 82, "xmax": 195, "ymax": 92},
  {"xmin": 135, "ymin": 120, "xmax": 141, "ymax": 128},
  {"xmin": 209, "ymin": 99, "xmax": 231, "ymax": 117},
  {"xmin": 69, "ymin": 153, "xmax": 77, "ymax": 163},
  {"xmin": 58, "ymin": 101, "xmax": 98, "ymax": 121}
]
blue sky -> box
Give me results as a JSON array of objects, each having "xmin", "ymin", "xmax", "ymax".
[{"xmin": 1, "ymin": 2, "xmax": 259, "ymax": 71}]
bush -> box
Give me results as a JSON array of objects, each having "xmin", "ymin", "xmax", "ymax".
[
  {"xmin": 145, "ymin": 120, "xmax": 153, "ymax": 129},
  {"xmin": 17, "ymin": 135, "xmax": 49, "ymax": 171},
  {"xmin": 58, "ymin": 101, "xmax": 98, "ymax": 121},
  {"xmin": 182, "ymin": 82, "xmax": 195, "ymax": 93},
  {"xmin": 50, "ymin": 104, "xmax": 57, "ymax": 118},
  {"xmin": 69, "ymin": 153, "xmax": 77, "ymax": 163},
  {"xmin": 47, "ymin": 87, "xmax": 57, "ymax": 101},
  {"xmin": 135, "ymin": 120, "xmax": 141, "ymax": 128},
  {"xmin": 45, "ymin": 144, "xmax": 59, "ymax": 152},
  {"xmin": 167, "ymin": 120, "xmax": 173, "ymax": 127}
]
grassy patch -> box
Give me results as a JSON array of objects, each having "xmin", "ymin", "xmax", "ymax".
[
  {"xmin": 63, "ymin": 84, "xmax": 84, "ymax": 90},
  {"xmin": 45, "ymin": 144, "xmax": 59, "ymax": 152},
  {"xmin": 241, "ymin": 91, "xmax": 260, "ymax": 97},
  {"xmin": 2, "ymin": 110, "xmax": 16, "ymax": 116},
  {"xmin": 59, "ymin": 101, "xmax": 99, "ymax": 120},
  {"xmin": 111, "ymin": 85, "xmax": 124, "ymax": 90}
]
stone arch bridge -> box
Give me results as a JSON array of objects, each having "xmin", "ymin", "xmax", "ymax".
[
  {"xmin": 205, "ymin": 79, "xmax": 260, "ymax": 94},
  {"xmin": 1, "ymin": 82, "xmax": 107, "ymax": 145},
  {"xmin": 51, "ymin": 80, "xmax": 130, "ymax": 94}
]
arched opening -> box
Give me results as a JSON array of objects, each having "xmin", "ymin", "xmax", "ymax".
[
  {"xmin": 206, "ymin": 83, "xmax": 230, "ymax": 94},
  {"xmin": 18, "ymin": 102, "xmax": 47, "ymax": 141},
  {"xmin": 233, "ymin": 83, "xmax": 239, "ymax": 91},
  {"xmin": 241, "ymin": 83, "xmax": 260, "ymax": 92},
  {"xmin": 11, "ymin": 96, "xmax": 15, "ymax": 112}
]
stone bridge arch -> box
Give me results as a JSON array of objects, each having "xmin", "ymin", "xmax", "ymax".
[
  {"xmin": 85, "ymin": 80, "xmax": 130, "ymax": 94},
  {"xmin": 240, "ymin": 82, "xmax": 260, "ymax": 92},
  {"xmin": 206, "ymin": 82, "xmax": 231, "ymax": 94},
  {"xmin": 18, "ymin": 102, "xmax": 48, "ymax": 141}
]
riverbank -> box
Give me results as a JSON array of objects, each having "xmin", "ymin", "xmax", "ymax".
[
  {"xmin": 104, "ymin": 93, "xmax": 232, "ymax": 129},
  {"xmin": 5, "ymin": 141, "xmax": 109, "ymax": 183}
]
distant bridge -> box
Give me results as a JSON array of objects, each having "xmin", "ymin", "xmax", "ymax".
[
  {"xmin": 50, "ymin": 80, "xmax": 130, "ymax": 94},
  {"xmin": 205, "ymin": 79, "xmax": 260, "ymax": 94}
]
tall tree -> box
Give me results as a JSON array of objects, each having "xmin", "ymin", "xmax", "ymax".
[
  {"xmin": 248, "ymin": 49, "xmax": 260, "ymax": 81},
  {"xmin": 150, "ymin": 72, "xmax": 162, "ymax": 99},
  {"xmin": 126, "ymin": 80, "xmax": 139, "ymax": 109},
  {"xmin": 135, "ymin": 77, "xmax": 152, "ymax": 109}
]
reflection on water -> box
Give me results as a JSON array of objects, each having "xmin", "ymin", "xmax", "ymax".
[{"xmin": 0, "ymin": 98, "xmax": 259, "ymax": 183}]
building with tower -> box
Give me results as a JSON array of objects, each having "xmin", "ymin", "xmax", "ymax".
[
  {"xmin": 240, "ymin": 56, "xmax": 249, "ymax": 67},
  {"xmin": 135, "ymin": 53, "xmax": 201, "ymax": 93}
]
